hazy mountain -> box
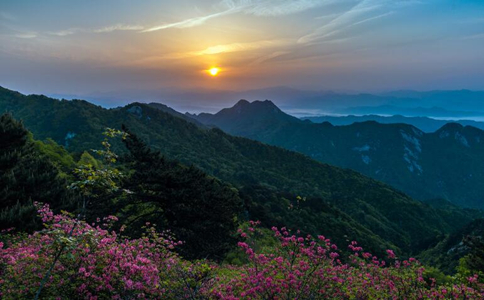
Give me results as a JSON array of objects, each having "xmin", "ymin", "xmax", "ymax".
[
  {"xmin": 340, "ymin": 105, "xmax": 482, "ymax": 118},
  {"xmin": 184, "ymin": 99, "xmax": 303, "ymax": 140},
  {"xmin": 2, "ymin": 86, "xmax": 480, "ymax": 255},
  {"xmin": 304, "ymin": 115, "xmax": 484, "ymax": 133},
  {"xmin": 193, "ymin": 100, "xmax": 484, "ymax": 209},
  {"xmin": 52, "ymin": 86, "xmax": 484, "ymax": 119}
]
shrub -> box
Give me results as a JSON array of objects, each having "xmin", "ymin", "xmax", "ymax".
[
  {"xmin": 0, "ymin": 203, "xmax": 214, "ymax": 299},
  {"xmin": 1, "ymin": 205, "xmax": 483, "ymax": 299},
  {"xmin": 212, "ymin": 222, "xmax": 484, "ymax": 299}
]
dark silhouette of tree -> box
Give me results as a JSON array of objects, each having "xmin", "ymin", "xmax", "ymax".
[
  {"xmin": 120, "ymin": 125, "xmax": 243, "ymax": 260},
  {"xmin": 0, "ymin": 114, "xmax": 77, "ymax": 231},
  {"xmin": 464, "ymin": 235, "xmax": 484, "ymax": 272}
]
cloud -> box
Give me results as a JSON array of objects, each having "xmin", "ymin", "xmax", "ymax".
[
  {"xmin": 142, "ymin": 8, "xmax": 239, "ymax": 32},
  {"xmin": 49, "ymin": 29, "xmax": 79, "ymax": 36},
  {"xmin": 49, "ymin": 24, "xmax": 145, "ymax": 36},
  {"xmin": 143, "ymin": 0, "xmax": 339, "ymax": 33},
  {"xmin": 238, "ymin": 0, "xmax": 338, "ymax": 17},
  {"xmin": 14, "ymin": 33, "xmax": 37, "ymax": 39},
  {"xmin": 94, "ymin": 24, "xmax": 144, "ymax": 33},
  {"xmin": 249, "ymin": 51, "xmax": 290, "ymax": 65},
  {"xmin": 298, "ymin": 0, "xmax": 382, "ymax": 44},
  {"xmin": 194, "ymin": 39, "xmax": 290, "ymax": 55},
  {"xmin": 297, "ymin": 0, "xmax": 418, "ymax": 44}
]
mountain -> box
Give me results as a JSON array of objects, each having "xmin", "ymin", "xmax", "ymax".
[
  {"xmin": 1, "ymin": 86, "xmax": 481, "ymax": 256},
  {"xmin": 303, "ymin": 115, "xmax": 484, "ymax": 133},
  {"xmin": 63, "ymin": 86, "xmax": 484, "ymax": 119},
  {"xmin": 340, "ymin": 105, "xmax": 482, "ymax": 118},
  {"xmin": 193, "ymin": 100, "xmax": 484, "ymax": 209},
  {"xmin": 183, "ymin": 100, "xmax": 303, "ymax": 140},
  {"xmin": 147, "ymin": 102, "xmax": 205, "ymax": 126},
  {"xmin": 419, "ymin": 217, "xmax": 484, "ymax": 274}
]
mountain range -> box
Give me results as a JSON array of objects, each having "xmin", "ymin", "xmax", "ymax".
[
  {"xmin": 191, "ymin": 99, "xmax": 484, "ymax": 209},
  {"xmin": 52, "ymin": 86, "xmax": 484, "ymax": 119},
  {"xmin": 1, "ymin": 86, "xmax": 482, "ymax": 258},
  {"xmin": 303, "ymin": 115, "xmax": 484, "ymax": 133}
]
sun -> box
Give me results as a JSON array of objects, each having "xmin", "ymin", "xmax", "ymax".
[{"xmin": 207, "ymin": 67, "xmax": 220, "ymax": 76}]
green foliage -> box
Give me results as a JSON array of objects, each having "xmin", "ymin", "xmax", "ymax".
[
  {"xmin": 1, "ymin": 87, "xmax": 481, "ymax": 262},
  {"xmin": 69, "ymin": 128, "xmax": 128, "ymax": 220},
  {"xmin": 422, "ymin": 266, "xmax": 453, "ymax": 285},
  {"xmin": 120, "ymin": 126, "xmax": 243, "ymax": 260},
  {"xmin": 194, "ymin": 100, "xmax": 484, "ymax": 209},
  {"xmin": 34, "ymin": 138, "xmax": 76, "ymax": 173},
  {"xmin": 240, "ymin": 185, "xmax": 396, "ymax": 257},
  {"xmin": 77, "ymin": 151, "xmax": 100, "ymax": 169},
  {"xmin": 0, "ymin": 114, "xmax": 78, "ymax": 232}
]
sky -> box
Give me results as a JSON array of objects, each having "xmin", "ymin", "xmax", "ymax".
[{"xmin": 1, "ymin": 0, "xmax": 484, "ymax": 109}]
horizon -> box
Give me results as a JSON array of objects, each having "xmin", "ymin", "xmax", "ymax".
[
  {"xmin": 4, "ymin": 84, "xmax": 484, "ymax": 123},
  {"xmin": 1, "ymin": 0, "xmax": 484, "ymax": 107}
]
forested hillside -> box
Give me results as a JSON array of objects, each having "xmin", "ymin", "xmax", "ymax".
[
  {"xmin": 193, "ymin": 99, "xmax": 484, "ymax": 208},
  {"xmin": 1, "ymin": 87, "xmax": 482, "ymax": 257}
]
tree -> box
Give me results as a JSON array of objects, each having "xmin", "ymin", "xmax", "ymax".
[
  {"xmin": 68, "ymin": 128, "xmax": 127, "ymax": 221},
  {"xmin": 121, "ymin": 125, "xmax": 243, "ymax": 260},
  {"xmin": 0, "ymin": 114, "xmax": 77, "ymax": 231},
  {"xmin": 463, "ymin": 235, "xmax": 484, "ymax": 275}
]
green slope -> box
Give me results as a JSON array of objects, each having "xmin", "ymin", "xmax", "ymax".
[
  {"xmin": 0, "ymin": 86, "xmax": 477, "ymax": 255},
  {"xmin": 192, "ymin": 99, "xmax": 484, "ymax": 209}
]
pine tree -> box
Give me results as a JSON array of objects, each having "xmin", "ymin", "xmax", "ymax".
[
  {"xmin": 464, "ymin": 235, "xmax": 484, "ymax": 272},
  {"xmin": 0, "ymin": 114, "xmax": 78, "ymax": 231},
  {"xmin": 121, "ymin": 125, "xmax": 242, "ymax": 260}
]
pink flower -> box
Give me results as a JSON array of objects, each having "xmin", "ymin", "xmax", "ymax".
[{"xmin": 386, "ymin": 249, "xmax": 396, "ymax": 259}]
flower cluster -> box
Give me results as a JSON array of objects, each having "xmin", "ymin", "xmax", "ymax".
[
  {"xmin": 212, "ymin": 223, "xmax": 484, "ymax": 299},
  {"xmin": 1, "ymin": 206, "xmax": 483, "ymax": 299},
  {"xmin": 0, "ymin": 203, "xmax": 213, "ymax": 299}
]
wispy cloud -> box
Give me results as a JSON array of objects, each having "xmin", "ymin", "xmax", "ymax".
[
  {"xmin": 249, "ymin": 50, "xmax": 290, "ymax": 65},
  {"xmin": 94, "ymin": 24, "xmax": 144, "ymax": 33},
  {"xmin": 142, "ymin": 8, "xmax": 237, "ymax": 32},
  {"xmin": 49, "ymin": 29, "xmax": 79, "ymax": 36},
  {"xmin": 297, "ymin": 0, "xmax": 419, "ymax": 44},
  {"xmin": 239, "ymin": 0, "xmax": 338, "ymax": 17},
  {"xmin": 143, "ymin": 0, "xmax": 338, "ymax": 33},
  {"xmin": 194, "ymin": 39, "xmax": 290, "ymax": 55},
  {"xmin": 14, "ymin": 33, "xmax": 37, "ymax": 39},
  {"xmin": 298, "ymin": 0, "xmax": 382, "ymax": 44},
  {"xmin": 49, "ymin": 24, "xmax": 144, "ymax": 36}
]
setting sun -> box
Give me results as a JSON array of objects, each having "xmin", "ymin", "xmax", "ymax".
[{"xmin": 208, "ymin": 67, "xmax": 220, "ymax": 76}]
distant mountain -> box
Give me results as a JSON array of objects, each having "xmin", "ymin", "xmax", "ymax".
[
  {"xmin": 193, "ymin": 100, "xmax": 484, "ymax": 209},
  {"xmin": 340, "ymin": 105, "xmax": 482, "ymax": 118},
  {"xmin": 1, "ymin": 86, "xmax": 480, "ymax": 256},
  {"xmin": 63, "ymin": 86, "xmax": 484, "ymax": 119},
  {"xmin": 303, "ymin": 115, "xmax": 484, "ymax": 133},
  {"xmin": 185, "ymin": 100, "xmax": 303, "ymax": 140}
]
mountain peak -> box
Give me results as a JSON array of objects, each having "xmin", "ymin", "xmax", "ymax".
[
  {"xmin": 253, "ymin": 99, "xmax": 279, "ymax": 109},
  {"xmin": 234, "ymin": 99, "xmax": 250, "ymax": 107},
  {"xmin": 438, "ymin": 122, "xmax": 464, "ymax": 132},
  {"xmin": 232, "ymin": 99, "xmax": 278, "ymax": 110},
  {"xmin": 231, "ymin": 99, "xmax": 280, "ymax": 113},
  {"xmin": 191, "ymin": 98, "xmax": 302, "ymax": 134}
]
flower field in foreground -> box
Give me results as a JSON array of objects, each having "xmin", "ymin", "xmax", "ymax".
[{"xmin": 1, "ymin": 204, "xmax": 483, "ymax": 299}]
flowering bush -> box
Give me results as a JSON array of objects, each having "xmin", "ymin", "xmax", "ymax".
[
  {"xmin": 1, "ymin": 205, "xmax": 483, "ymax": 299},
  {"xmin": 0, "ymin": 203, "xmax": 214, "ymax": 299},
  {"xmin": 212, "ymin": 221, "xmax": 484, "ymax": 299}
]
